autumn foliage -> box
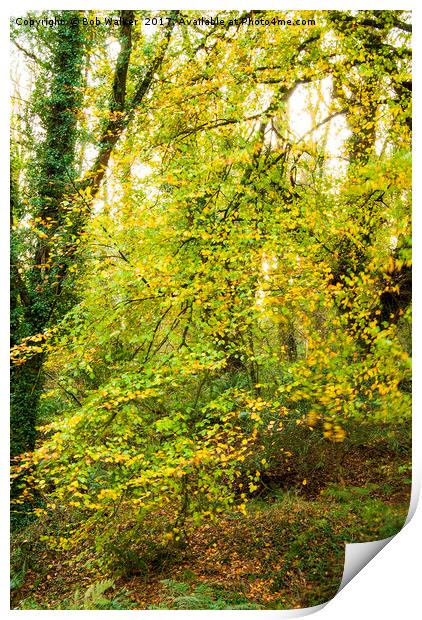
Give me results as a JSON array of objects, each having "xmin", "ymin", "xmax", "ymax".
[{"xmin": 11, "ymin": 9, "xmax": 411, "ymax": 608}]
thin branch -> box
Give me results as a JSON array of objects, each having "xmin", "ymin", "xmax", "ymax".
[
  {"xmin": 296, "ymin": 108, "xmax": 348, "ymax": 144},
  {"xmin": 83, "ymin": 11, "xmax": 179, "ymax": 198},
  {"xmin": 12, "ymin": 39, "xmax": 48, "ymax": 69}
]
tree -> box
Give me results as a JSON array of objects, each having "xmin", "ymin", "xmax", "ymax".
[
  {"xmin": 11, "ymin": 10, "xmax": 85, "ymax": 456},
  {"xmin": 11, "ymin": 10, "xmax": 411, "ymax": 561},
  {"xmin": 10, "ymin": 9, "xmax": 178, "ymax": 457}
]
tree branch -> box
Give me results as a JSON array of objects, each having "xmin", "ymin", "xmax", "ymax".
[{"xmin": 82, "ymin": 10, "xmax": 179, "ymax": 199}]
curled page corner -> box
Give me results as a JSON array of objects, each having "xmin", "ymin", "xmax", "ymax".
[
  {"xmin": 338, "ymin": 536, "xmax": 394, "ymax": 593},
  {"xmin": 336, "ymin": 473, "xmax": 419, "ymax": 595}
]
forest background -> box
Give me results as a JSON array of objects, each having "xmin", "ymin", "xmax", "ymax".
[{"xmin": 7, "ymin": 5, "xmax": 415, "ymax": 612}]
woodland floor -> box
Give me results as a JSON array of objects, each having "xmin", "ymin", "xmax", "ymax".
[{"xmin": 11, "ymin": 440, "xmax": 411, "ymax": 610}]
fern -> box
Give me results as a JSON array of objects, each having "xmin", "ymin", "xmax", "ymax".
[
  {"xmin": 60, "ymin": 580, "xmax": 133, "ymax": 610},
  {"xmin": 149, "ymin": 579, "xmax": 260, "ymax": 610},
  {"xmin": 17, "ymin": 582, "xmax": 133, "ymax": 611},
  {"xmin": 160, "ymin": 578, "xmax": 190, "ymax": 595}
]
